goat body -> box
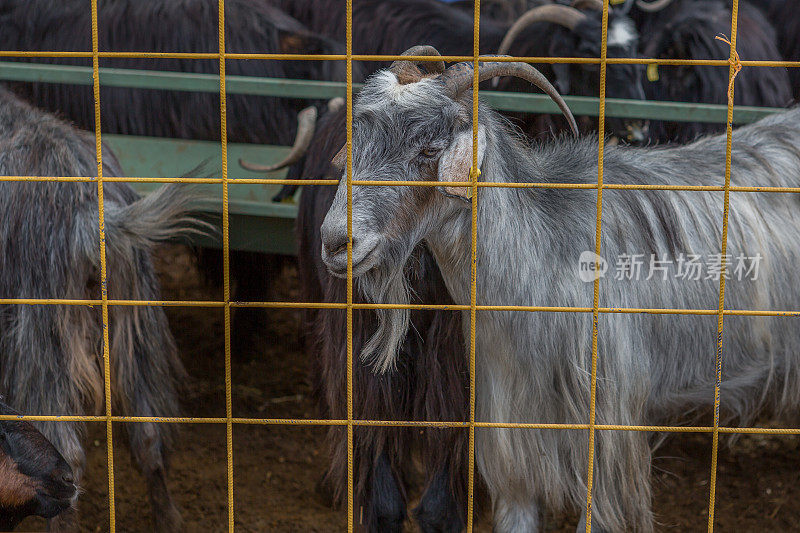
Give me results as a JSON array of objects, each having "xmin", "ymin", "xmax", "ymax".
[
  {"xmin": 0, "ymin": 87, "xmax": 194, "ymax": 530},
  {"xmin": 319, "ymin": 63, "xmax": 800, "ymax": 531},
  {"xmin": 428, "ymin": 112, "xmax": 800, "ymax": 531}
]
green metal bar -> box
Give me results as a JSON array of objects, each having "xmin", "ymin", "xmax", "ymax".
[
  {"xmin": 0, "ymin": 61, "xmax": 352, "ymax": 99},
  {"xmin": 103, "ymin": 134, "xmax": 299, "ymax": 255},
  {"xmin": 0, "ymin": 61, "xmax": 783, "ymax": 124},
  {"xmin": 103, "ymin": 134, "xmax": 298, "ymax": 217}
]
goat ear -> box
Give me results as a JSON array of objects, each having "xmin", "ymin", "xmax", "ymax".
[
  {"xmin": 331, "ymin": 144, "xmax": 347, "ymax": 170},
  {"xmin": 437, "ymin": 127, "xmax": 485, "ymax": 199}
]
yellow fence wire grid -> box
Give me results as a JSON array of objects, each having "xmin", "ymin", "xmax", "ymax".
[{"xmin": 1, "ymin": 0, "xmax": 800, "ymax": 531}]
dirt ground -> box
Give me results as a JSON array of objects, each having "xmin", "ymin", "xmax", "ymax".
[{"xmin": 16, "ymin": 244, "xmax": 800, "ymax": 532}]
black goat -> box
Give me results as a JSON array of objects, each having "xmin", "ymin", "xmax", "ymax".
[
  {"xmin": 270, "ymin": 0, "xmax": 646, "ymax": 141},
  {"xmin": 1, "ymin": 0, "xmax": 349, "ymax": 143},
  {"xmin": 633, "ymin": 0, "xmax": 792, "ymax": 143},
  {"xmin": 294, "ymin": 105, "xmax": 470, "ymax": 532},
  {"xmin": 0, "ymin": 88, "xmax": 198, "ymax": 530},
  {"xmin": 0, "ymin": 399, "xmax": 76, "ymax": 531},
  {"xmin": 754, "ymin": 0, "xmax": 800, "ymax": 100},
  {"xmin": 0, "ymin": 0, "xmax": 360, "ymax": 359}
]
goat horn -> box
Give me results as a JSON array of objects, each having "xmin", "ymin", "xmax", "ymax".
[
  {"xmin": 439, "ymin": 58, "xmax": 578, "ymax": 137},
  {"xmin": 571, "ymin": 0, "xmax": 605, "ymax": 11},
  {"xmin": 635, "ymin": 0, "xmax": 672, "ymax": 11},
  {"xmin": 239, "ymin": 106, "xmax": 318, "ymax": 173},
  {"xmin": 390, "ymin": 45, "xmax": 446, "ymax": 85},
  {"xmin": 497, "ymin": 5, "xmax": 587, "ymax": 56},
  {"xmin": 327, "ymin": 97, "xmax": 345, "ymax": 113}
]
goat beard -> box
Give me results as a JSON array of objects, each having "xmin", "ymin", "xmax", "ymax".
[{"xmin": 355, "ymin": 258, "xmax": 412, "ymax": 375}]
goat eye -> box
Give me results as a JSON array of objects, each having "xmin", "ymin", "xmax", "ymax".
[{"xmin": 420, "ymin": 147, "xmax": 441, "ymax": 159}]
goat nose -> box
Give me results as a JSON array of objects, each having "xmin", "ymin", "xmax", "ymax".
[
  {"xmin": 61, "ymin": 472, "xmax": 74, "ymax": 485},
  {"xmin": 324, "ymin": 232, "xmax": 353, "ymax": 258}
]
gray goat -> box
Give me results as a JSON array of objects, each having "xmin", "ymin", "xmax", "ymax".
[
  {"xmin": 319, "ymin": 46, "xmax": 800, "ymax": 531},
  {"xmin": 0, "ymin": 87, "xmax": 197, "ymax": 531}
]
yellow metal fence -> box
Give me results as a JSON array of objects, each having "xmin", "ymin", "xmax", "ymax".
[{"xmin": 1, "ymin": 0, "xmax": 800, "ymax": 531}]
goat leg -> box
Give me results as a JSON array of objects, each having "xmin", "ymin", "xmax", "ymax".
[
  {"xmin": 145, "ymin": 462, "xmax": 183, "ymax": 533},
  {"xmin": 127, "ymin": 421, "xmax": 182, "ymax": 533},
  {"xmin": 413, "ymin": 464, "xmax": 464, "ymax": 533},
  {"xmin": 363, "ymin": 451, "xmax": 406, "ymax": 533}
]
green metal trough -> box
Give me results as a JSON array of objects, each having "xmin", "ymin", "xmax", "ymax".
[
  {"xmin": 0, "ymin": 61, "xmax": 786, "ymax": 255},
  {"xmin": 103, "ymin": 134, "xmax": 298, "ymax": 255}
]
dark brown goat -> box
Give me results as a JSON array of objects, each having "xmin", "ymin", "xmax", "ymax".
[
  {"xmin": 0, "ymin": 400, "xmax": 76, "ymax": 531},
  {"xmin": 294, "ymin": 106, "xmax": 469, "ymax": 532},
  {"xmin": 0, "ymin": 88, "xmax": 198, "ymax": 530}
]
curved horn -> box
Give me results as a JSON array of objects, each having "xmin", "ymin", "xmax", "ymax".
[
  {"xmin": 498, "ymin": 5, "xmax": 588, "ymax": 56},
  {"xmin": 439, "ymin": 59, "xmax": 578, "ymax": 136},
  {"xmin": 635, "ymin": 0, "xmax": 673, "ymax": 11},
  {"xmin": 389, "ymin": 45, "xmax": 446, "ymax": 85},
  {"xmin": 239, "ymin": 106, "xmax": 318, "ymax": 173},
  {"xmin": 327, "ymin": 97, "xmax": 345, "ymax": 113},
  {"xmin": 571, "ymin": 0, "xmax": 604, "ymax": 11}
]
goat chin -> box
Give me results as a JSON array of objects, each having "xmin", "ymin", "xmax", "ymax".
[{"xmin": 356, "ymin": 264, "xmax": 412, "ymax": 374}]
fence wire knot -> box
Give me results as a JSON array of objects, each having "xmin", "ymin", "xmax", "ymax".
[{"xmin": 715, "ymin": 34, "xmax": 742, "ymax": 101}]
